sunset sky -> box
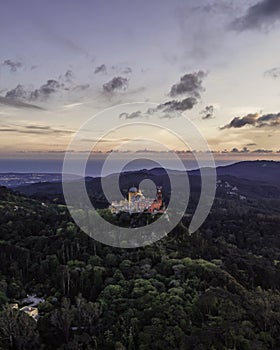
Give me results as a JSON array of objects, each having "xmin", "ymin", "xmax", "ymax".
[{"xmin": 1, "ymin": 0, "xmax": 280, "ymax": 161}]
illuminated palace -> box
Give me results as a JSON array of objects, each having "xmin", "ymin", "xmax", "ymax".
[{"xmin": 110, "ymin": 186, "xmax": 165, "ymax": 214}]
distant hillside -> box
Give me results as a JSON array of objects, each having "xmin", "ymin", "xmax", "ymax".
[
  {"xmin": 215, "ymin": 160, "xmax": 280, "ymax": 185},
  {"xmin": 13, "ymin": 161, "xmax": 280, "ymax": 207},
  {"xmin": 128, "ymin": 160, "xmax": 280, "ymax": 186}
]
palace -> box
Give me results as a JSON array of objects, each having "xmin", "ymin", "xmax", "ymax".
[{"xmin": 110, "ymin": 186, "xmax": 165, "ymax": 214}]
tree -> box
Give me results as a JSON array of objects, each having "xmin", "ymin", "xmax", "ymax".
[
  {"xmin": 0, "ymin": 304, "xmax": 39, "ymax": 349},
  {"xmin": 50, "ymin": 298, "xmax": 73, "ymax": 343}
]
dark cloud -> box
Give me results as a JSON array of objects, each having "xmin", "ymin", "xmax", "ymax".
[
  {"xmin": 264, "ymin": 67, "xmax": 280, "ymax": 78},
  {"xmin": 218, "ymin": 147, "xmax": 276, "ymax": 154},
  {"xmin": 5, "ymin": 85, "xmax": 29, "ymax": 100},
  {"xmin": 158, "ymin": 97, "xmax": 198, "ymax": 112},
  {"xmin": 252, "ymin": 148, "xmax": 273, "ymax": 153},
  {"xmin": 221, "ymin": 113, "xmax": 259, "ymax": 129},
  {"xmin": 116, "ymin": 72, "xmax": 204, "ymax": 119},
  {"xmin": 5, "ymin": 80, "xmax": 63, "ymax": 103},
  {"xmin": 20, "ymin": 127, "xmax": 73, "ymax": 135},
  {"xmin": 200, "ymin": 105, "xmax": 214, "ymax": 119},
  {"xmin": 4, "ymin": 72, "xmax": 90, "ymax": 105},
  {"xmin": 30, "ymin": 79, "xmax": 62, "ymax": 100},
  {"xmin": 119, "ymin": 111, "xmax": 145, "ymax": 119},
  {"xmin": 25, "ymin": 125, "xmax": 51, "ymax": 130},
  {"xmin": 231, "ymin": 0, "xmax": 280, "ymax": 31},
  {"xmin": 0, "ymin": 124, "xmax": 73, "ymax": 135},
  {"xmin": 64, "ymin": 70, "xmax": 74, "ymax": 82},
  {"xmin": 3, "ymin": 59, "xmax": 23, "ymax": 72},
  {"xmin": 0, "ymin": 96, "xmax": 44, "ymax": 110},
  {"xmin": 169, "ymin": 71, "xmax": 207, "ymax": 98},
  {"xmin": 118, "ymin": 97, "xmax": 197, "ymax": 120},
  {"xmin": 0, "ymin": 127, "xmax": 19, "ymax": 132},
  {"xmin": 146, "ymin": 97, "xmax": 198, "ymax": 117},
  {"xmin": 103, "ymin": 76, "xmax": 129, "ymax": 94},
  {"xmin": 221, "ymin": 112, "xmax": 280, "ymax": 129},
  {"xmin": 230, "ymin": 147, "xmax": 250, "ymax": 153},
  {"xmin": 94, "ymin": 64, "xmax": 107, "ymax": 74},
  {"xmin": 241, "ymin": 147, "xmax": 250, "ymax": 153},
  {"xmin": 246, "ymin": 143, "xmax": 257, "ymax": 146},
  {"xmin": 258, "ymin": 113, "xmax": 280, "ymax": 127}
]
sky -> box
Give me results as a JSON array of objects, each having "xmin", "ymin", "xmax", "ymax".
[{"xmin": 1, "ymin": 0, "xmax": 280, "ymax": 163}]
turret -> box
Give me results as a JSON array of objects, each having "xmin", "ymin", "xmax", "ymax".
[{"xmin": 156, "ymin": 187, "xmax": 163, "ymax": 203}]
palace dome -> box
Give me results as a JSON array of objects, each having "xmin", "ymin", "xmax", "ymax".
[{"xmin": 129, "ymin": 187, "xmax": 138, "ymax": 193}]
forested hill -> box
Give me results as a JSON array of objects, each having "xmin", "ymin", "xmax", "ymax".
[
  {"xmin": 212, "ymin": 160, "xmax": 280, "ymax": 185},
  {"xmin": 149, "ymin": 160, "xmax": 280, "ymax": 186},
  {"xmin": 0, "ymin": 179, "xmax": 280, "ymax": 349}
]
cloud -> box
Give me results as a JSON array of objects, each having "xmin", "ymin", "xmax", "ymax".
[
  {"xmin": 94, "ymin": 64, "xmax": 107, "ymax": 74},
  {"xmin": 230, "ymin": 147, "xmax": 249, "ymax": 153},
  {"xmin": 2, "ymin": 59, "xmax": 23, "ymax": 72},
  {"xmin": 258, "ymin": 113, "xmax": 280, "ymax": 127},
  {"xmin": 64, "ymin": 70, "xmax": 74, "ymax": 82},
  {"xmin": 200, "ymin": 105, "xmax": 214, "ymax": 119},
  {"xmin": 25, "ymin": 125, "xmax": 52, "ymax": 130},
  {"xmin": 221, "ymin": 112, "xmax": 280, "ymax": 129},
  {"xmin": 4, "ymin": 72, "xmax": 90, "ymax": 105},
  {"xmin": 230, "ymin": 0, "xmax": 280, "ymax": 31},
  {"xmin": 103, "ymin": 76, "xmax": 129, "ymax": 94},
  {"xmin": 6, "ymin": 80, "xmax": 63, "ymax": 102},
  {"xmin": 30, "ymin": 79, "xmax": 63, "ymax": 100},
  {"xmin": 158, "ymin": 97, "xmax": 198, "ymax": 112},
  {"xmin": 20, "ymin": 126, "xmax": 74, "ymax": 135},
  {"xmin": 264, "ymin": 67, "xmax": 280, "ymax": 78},
  {"xmin": 252, "ymin": 148, "xmax": 273, "ymax": 153},
  {"xmin": 0, "ymin": 127, "xmax": 19, "ymax": 132},
  {"xmin": 118, "ymin": 97, "xmax": 198, "ymax": 120},
  {"xmin": 169, "ymin": 71, "xmax": 207, "ymax": 98},
  {"xmin": 215, "ymin": 146, "xmax": 275, "ymax": 154},
  {"xmin": 0, "ymin": 96, "xmax": 44, "ymax": 110},
  {"xmin": 0, "ymin": 124, "xmax": 73, "ymax": 135},
  {"xmin": 116, "ymin": 71, "xmax": 204, "ymax": 119},
  {"xmin": 119, "ymin": 111, "xmax": 146, "ymax": 119},
  {"xmin": 221, "ymin": 113, "xmax": 259, "ymax": 129},
  {"xmin": 5, "ymin": 85, "xmax": 29, "ymax": 100}
]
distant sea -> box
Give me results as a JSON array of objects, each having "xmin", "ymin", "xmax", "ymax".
[{"xmin": 0, "ymin": 158, "xmax": 236, "ymax": 177}]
